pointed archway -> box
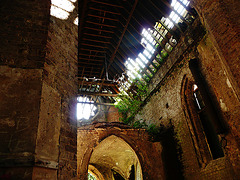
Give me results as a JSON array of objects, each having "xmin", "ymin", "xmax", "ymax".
[
  {"xmin": 88, "ymin": 135, "xmax": 142, "ymax": 179},
  {"xmin": 77, "ymin": 122, "xmax": 165, "ymax": 180}
]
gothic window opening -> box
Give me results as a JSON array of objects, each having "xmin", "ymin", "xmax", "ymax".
[
  {"xmin": 181, "ymin": 75, "xmax": 225, "ymax": 167},
  {"xmin": 189, "ymin": 59, "xmax": 227, "ymax": 160},
  {"xmin": 192, "ymin": 83, "xmax": 224, "ymax": 160},
  {"xmin": 193, "ymin": 84, "xmax": 205, "ymax": 111}
]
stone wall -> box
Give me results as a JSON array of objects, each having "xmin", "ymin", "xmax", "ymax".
[{"xmin": 106, "ymin": 106, "xmax": 121, "ymax": 122}]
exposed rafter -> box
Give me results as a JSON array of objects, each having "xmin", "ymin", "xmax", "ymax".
[
  {"xmin": 77, "ymin": 0, "xmax": 191, "ymax": 98},
  {"xmin": 78, "ymin": 91, "xmax": 118, "ymax": 97}
]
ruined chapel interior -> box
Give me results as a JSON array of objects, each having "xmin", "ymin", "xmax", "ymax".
[{"xmin": 0, "ymin": 0, "xmax": 240, "ymax": 179}]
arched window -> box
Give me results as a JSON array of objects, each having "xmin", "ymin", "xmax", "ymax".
[{"xmin": 181, "ymin": 74, "xmax": 225, "ymax": 167}]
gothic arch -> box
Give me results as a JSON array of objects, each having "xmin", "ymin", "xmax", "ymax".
[
  {"xmin": 88, "ymin": 135, "xmax": 142, "ymax": 180},
  {"xmin": 181, "ymin": 75, "xmax": 212, "ymax": 167},
  {"xmin": 181, "ymin": 73, "xmax": 226, "ymax": 167},
  {"xmin": 77, "ymin": 122, "xmax": 165, "ymax": 179}
]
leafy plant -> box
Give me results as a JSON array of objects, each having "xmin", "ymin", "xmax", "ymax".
[
  {"xmin": 115, "ymin": 79, "xmax": 149, "ymax": 124},
  {"xmin": 133, "ymin": 119, "xmax": 147, "ymax": 128},
  {"xmin": 161, "ymin": 50, "xmax": 168, "ymax": 59}
]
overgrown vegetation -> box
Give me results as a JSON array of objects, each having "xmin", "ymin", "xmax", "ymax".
[
  {"xmin": 114, "ymin": 32, "xmax": 174, "ymax": 137},
  {"xmin": 115, "ymin": 78, "xmax": 149, "ymax": 125},
  {"xmin": 115, "ymin": 79, "xmax": 167, "ymax": 141}
]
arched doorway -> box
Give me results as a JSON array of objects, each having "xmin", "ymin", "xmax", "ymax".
[
  {"xmin": 77, "ymin": 122, "xmax": 165, "ymax": 179},
  {"xmin": 88, "ymin": 135, "xmax": 143, "ymax": 180}
]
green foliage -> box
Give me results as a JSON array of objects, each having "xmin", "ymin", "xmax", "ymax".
[
  {"xmin": 147, "ymin": 124, "xmax": 166, "ymax": 142},
  {"xmin": 147, "ymin": 124, "xmax": 159, "ymax": 134},
  {"xmin": 161, "ymin": 50, "xmax": 168, "ymax": 59},
  {"xmin": 115, "ymin": 79, "xmax": 149, "ymax": 124},
  {"xmin": 122, "ymin": 115, "xmax": 134, "ymax": 124},
  {"xmin": 143, "ymin": 74, "xmax": 150, "ymax": 82},
  {"xmin": 133, "ymin": 119, "xmax": 147, "ymax": 128},
  {"xmin": 132, "ymin": 121, "xmax": 167, "ymax": 142}
]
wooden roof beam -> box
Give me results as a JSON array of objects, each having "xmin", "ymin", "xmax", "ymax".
[
  {"xmin": 79, "ymin": 57, "xmax": 104, "ymax": 62},
  {"xmin": 78, "ymin": 91, "xmax": 118, "ymax": 97},
  {"xmin": 83, "ymin": 33, "xmax": 112, "ymax": 39},
  {"xmin": 86, "ymin": 21, "xmax": 117, "ymax": 28},
  {"xmin": 77, "ymin": 101, "xmax": 115, "ymax": 106},
  {"xmin": 91, "ymin": 0, "xmax": 123, "ymax": 8},
  {"xmin": 107, "ymin": 0, "xmax": 139, "ymax": 70},
  {"xmin": 84, "ymin": 27, "xmax": 115, "ymax": 34},
  {"xmin": 82, "ymin": 38, "xmax": 111, "ymax": 44},
  {"xmin": 81, "ymin": 43, "xmax": 108, "ymax": 49},
  {"xmin": 79, "ymin": 53, "xmax": 105, "ymax": 58},
  {"xmin": 80, "ymin": 48, "xmax": 106, "ymax": 53},
  {"xmin": 78, "ymin": 62, "xmax": 103, "ymax": 66},
  {"xmin": 88, "ymin": 14, "xmax": 119, "ymax": 22},
  {"xmin": 89, "ymin": 7, "xmax": 121, "ymax": 15},
  {"xmin": 78, "ymin": 81, "xmax": 118, "ymax": 87}
]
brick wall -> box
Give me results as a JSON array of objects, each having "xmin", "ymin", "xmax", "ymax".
[
  {"xmin": 132, "ymin": 1, "xmax": 240, "ymax": 178},
  {"xmin": 0, "ymin": 0, "xmax": 78, "ymax": 179},
  {"xmin": 0, "ymin": 0, "xmax": 50, "ymax": 68},
  {"xmin": 77, "ymin": 123, "xmax": 165, "ymax": 180},
  {"xmin": 0, "ymin": 0, "xmax": 50, "ymax": 178},
  {"xmin": 41, "ymin": 6, "xmax": 78, "ymax": 179}
]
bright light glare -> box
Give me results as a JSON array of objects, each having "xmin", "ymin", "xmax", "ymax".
[
  {"xmin": 122, "ymin": 0, "xmax": 190, "ymax": 90},
  {"xmin": 50, "ymin": 6, "xmax": 69, "ymax": 20},
  {"xmin": 77, "ymin": 97, "xmax": 97, "ymax": 120},
  {"xmin": 52, "ymin": 0, "xmax": 75, "ymax": 12},
  {"xmin": 50, "ymin": 0, "xmax": 76, "ymax": 20},
  {"xmin": 74, "ymin": 17, "xmax": 78, "ymax": 25},
  {"xmin": 193, "ymin": 84, "xmax": 198, "ymax": 91},
  {"xmin": 124, "ymin": 24, "xmax": 159, "ymax": 85},
  {"xmin": 168, "ymin": 0, "xmax": 190, "ymax": 25},
  {"xmin": 160, "ymin": 0, "xmax": 190, "ymax": 29}
]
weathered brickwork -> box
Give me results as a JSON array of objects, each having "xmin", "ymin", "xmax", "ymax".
[
  {"xmin": 0, "ymin": 0, "xmax": 50, "ymax": 178},
  {"xmin": 0, "ymin": 0, "xmax": 239, "ymax": 179},
  {"xmin": 106, "ymin": 106, "xmax": 121, "ymax": 122},
  {"xmin": 0, "ymin": 0, "xmax": 50, "ymax": 68},
  {"xmin": 0, "ymin": 67, "xmax": 43, "ymax": 153},
  {"xmin": 43, "ymin": 10, "xmax": 78, "ymax": 179},
  {"xmin": 192, "ymin": 0, "xmax": 240, "ymax": 90},
  {"xmin": 0, "ymin": 0, "xmax": 78, "ymax": 179},
  {"xmin": 133, "ymin": 1, "xmax": 240, "ymax": 178},
  {"xmin": 77, "ymin": 123, "xmax": 165, "ymax": 180}
]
